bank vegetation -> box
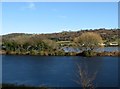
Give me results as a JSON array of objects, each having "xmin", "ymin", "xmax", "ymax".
[{"xmin": 0, "ymin": 29, "xmax": 120, "ymax": 57}]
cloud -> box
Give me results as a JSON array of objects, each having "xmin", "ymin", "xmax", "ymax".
[
  {"xmin": 60, "ymin": 28, "xmax": 81, "ymax": 32},
  {"xmin": 21, "ymin": 2, "xmax": 36, "ymax": 10},
  {"xmin": 27, "ymin": 2, "xmax": 36, "ymax": 10}
]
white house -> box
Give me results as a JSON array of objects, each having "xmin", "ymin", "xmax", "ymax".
[
  {"xmin": 98, "ymin": 43, "xmax": 105, "ymax": 46},
  {"xmin": 109, "ymin": 42, "xmax": 118, "ymax": 46}
]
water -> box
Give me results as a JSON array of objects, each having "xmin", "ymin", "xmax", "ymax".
[
  {"xmin": 63, "ymin": 47, "xmax": 119, "ymax": 52},
  {"xmin": 2, "ymin": 55, "xmax": 119, "ymax": 87}
]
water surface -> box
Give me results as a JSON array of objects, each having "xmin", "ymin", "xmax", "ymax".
[
  {"xmin": 63, "ymin": 47, "xmax": 119, "ymax": 52},
  {"xmin": 2, "ymin": 55, "xmax": 119, "ymax": 87}
]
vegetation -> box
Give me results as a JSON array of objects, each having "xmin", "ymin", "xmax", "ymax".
[
  {"xmin": 2, "ymin": 29, "xmax": 119, "ymax": 43},
  {"xmin": 74, "ymin": 32, "xmax": 103, "ymax": 56},
  {"xmin": 80, "ymin": 51, "xmax": 97, "ymax": 57},
  {"xmin": 2, "ymin": 34, "xmax": 61, "ymax": 55},
  {"xmin": 74, "ymin": 32, "xmax": 103, "ymax": 51},
  {"xmin": 1, "ymin": 29, "xmax": 119, "ymax": 56}
]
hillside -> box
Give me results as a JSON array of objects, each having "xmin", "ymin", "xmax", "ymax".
[{"xmin": 2, "ymin": 28, "xmax": 119, "ymax": 42}]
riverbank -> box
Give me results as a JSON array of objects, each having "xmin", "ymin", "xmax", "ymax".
[
  {"xmin": 2, "ymin": 83, "xmax": 119, "ymax": 89},
  {"xmin": 0, "ymin": 50, "xmax": 120, "ymax": 56},
  {"xmin": 2, "ymin": 84, "xmax": 48, "ymax": 89}
]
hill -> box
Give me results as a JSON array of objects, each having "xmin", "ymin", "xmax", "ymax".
[{"xmin": 2, "ymin": 28, "xmax": 119, "ymax": 43}]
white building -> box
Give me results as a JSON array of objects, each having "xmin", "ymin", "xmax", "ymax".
[{"xmin": 109, "ymin": 42, "xmax": 118, "ymax": 46}]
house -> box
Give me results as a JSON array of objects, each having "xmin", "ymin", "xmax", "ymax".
[
  {"xmin": 109, "ymin": 42, "xmax": 118, "ymax": 46},
  {"xmin": 99, "ymin": 43, "xmax": 106, "ymax": 46}
]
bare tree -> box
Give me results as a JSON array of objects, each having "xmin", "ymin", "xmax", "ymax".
[{"xmin": 75, "ymin": 63, "xmax": 97, "ymax": 89}]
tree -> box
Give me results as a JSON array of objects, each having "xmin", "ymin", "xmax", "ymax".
[
  {"xmin": 75, "ymin": 63, "xmax": 97, "ymax": 89},
  {"xmin": 116, "ymin": 38, "xmax": 120, "ymax": 46},
  {"xmin": 42, "ymin": 39, "xmax": 58, "ymax": 51},
  {"xmin": 74, "ymin": 32, "xmax": 103, "ymax": 53}
]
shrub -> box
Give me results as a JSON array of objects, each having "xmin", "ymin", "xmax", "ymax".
[{"xmin": 82, "ymin": 50, "xmax": 96, "ymax": 57}]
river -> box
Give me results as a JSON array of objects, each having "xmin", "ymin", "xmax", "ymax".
[{"xmin": 2, "ymin": 55, "xmax": 119, "ymax": 88}]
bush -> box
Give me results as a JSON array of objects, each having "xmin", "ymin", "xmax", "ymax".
[
  {"xmin": 82, "ymin": 50, "xmax": 96, "ymax": 57},
  {"xmin": 30, "ymin": 50, "xmax": 38, "ymax": 55},
  {"xmin": 74, "ymin": 32, "xmax": 104, "ymax": 51},
  {"xmin": 6, "ymin": 50, "xmax": 11, "ymax": 54}
]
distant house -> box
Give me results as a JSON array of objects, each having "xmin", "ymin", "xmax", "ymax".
[
  {"xmin": 99, "ymin": 43, "xmax": 105, "ymax": 46},
  {"xmin": 109, "ymin": 42, "xmax": 118, "ymax": 46},
  {"xmin": 98, "ymin": 43, "xmax": 105, "ymax": 46},
  {"xmin": 100, "ymin": 33, "xmax": 106, "ymax": 35}
]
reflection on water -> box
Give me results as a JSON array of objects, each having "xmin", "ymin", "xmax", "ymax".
[
  {"xmin": 63, "ymin": 47, "xmax": 119, "ymax": 52},
  {"xmin": 74, "ymin": 57, "xmax": 103, "ymax": 88},
  {"xmin": 2, "ymin": 55, "xmax": 118, "ymax": 87},
  {"xmin": 97, "ymin": 47, "xmax": 119, "ymax": 52}
]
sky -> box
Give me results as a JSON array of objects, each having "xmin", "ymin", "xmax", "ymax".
[{"xmin": 2, "ymin": 2, "xmax": 118, "ymax": 35}]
